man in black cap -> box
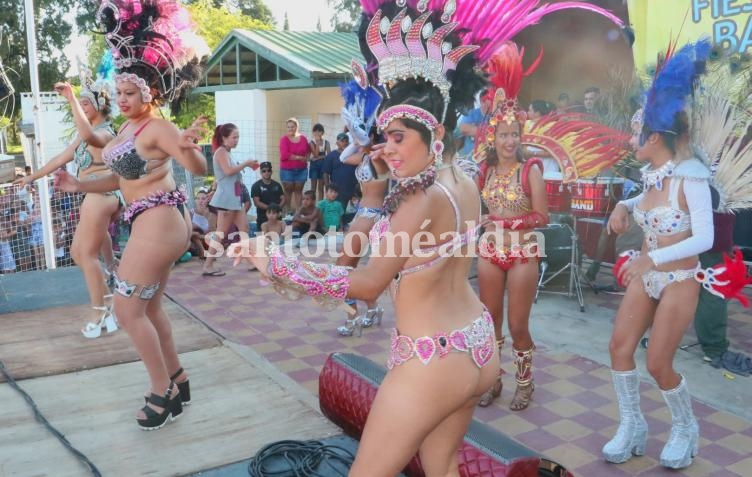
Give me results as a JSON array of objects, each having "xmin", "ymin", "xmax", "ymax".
[
  {"xmin": 323, "ymin": 133, "xmax": 358, "ymax": 210},
  {"xmin": 251, "ymin": 161, "xmax": 285, "ymax": 232}
]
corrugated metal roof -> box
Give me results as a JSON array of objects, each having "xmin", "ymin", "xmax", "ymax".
[{"xmin": 219, "ymin": 30, "xmax": 363, "ymax": 79}]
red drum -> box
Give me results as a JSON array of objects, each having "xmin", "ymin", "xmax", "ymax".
[
  {"xmin": 544, "ymin": 179, "xmax": 571, "ymax": 212},
  {"xmin": 571, "ymin": 177, "xmax": 624, "ymax": 218}
]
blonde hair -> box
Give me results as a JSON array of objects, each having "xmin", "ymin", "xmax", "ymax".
[{"xmin": 286, "ymin": 117, "xmax": 300, "ymax": 129}]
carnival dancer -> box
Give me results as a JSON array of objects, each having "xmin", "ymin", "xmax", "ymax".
[
  {"xmin": 333, "ymin": 70, "xmax": 389, "ymax": 336},
  {"xmin": 457, "ymin": 0, "xmax": 624, "ymax": 410},
  {"xmin": 55, "ymin": 0, "xmax": 209, "ymax": 430},
  {"xmin": 17, "ymin": 56, "xmax": 120, "ymax": 338},
  {"xmin": 474, "ymin": 43, "xmax": 549, "ymax": 411},
  {"xmin": 603, "ymin": 40, "xmax": 714, "ymax": 469},
  {"xmin": 228, "ymin": 0, "xmax": 529, "ymax": 471}
]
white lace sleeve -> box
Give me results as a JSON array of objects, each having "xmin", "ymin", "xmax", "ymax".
[{"xmin": 648, "ymin": 179, "xmax": 714, "ymax": 266}]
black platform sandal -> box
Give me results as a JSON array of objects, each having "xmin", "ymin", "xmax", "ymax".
[
  {"xmin": 170, "ymin": 367, "xmax": 191, "ymax": 405},
  {"xmin": 143, "ymin": 368, "xmax": 191, "ymax": 405},
  {"xmin": 137, "ymin": 382, "xmax": 182, "ymax": 431}
]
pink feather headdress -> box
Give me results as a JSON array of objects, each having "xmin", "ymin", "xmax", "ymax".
[{"xmin": 97, "ymin": 0, "xmax": 210, "ymax": 104}]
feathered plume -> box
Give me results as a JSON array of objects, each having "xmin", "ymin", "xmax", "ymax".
[
  {"xmin": 340, "ymin": 76, "xmax": 382, "ymax": 146},
  {"xmin": 522, "ymin": 112, "xmax": 632, "ymax": 181},
  {"xmin": 482, "ymin": 42, "xmax": 542, "ymax": 106},
  {"xmin": 97, "ymin": 0, "xmax": 210, "ymax": 103},
  {"xmin": 643, "ymin": 38, "xmax": 711, "ymax": 134},
  {"xmin": 692, "ymin": 43, "xmax": 752, "ymax": 213},
  {"xmin": 359, "ymin": 0, "xmax": 624, "ymax": 64},
  {"xmin": 696, "ymin": 249, "xmax": 752, "ymax": 307},
  {"xmin": 471, "ymin": 42, "xmax": 541, "ymax": 162}
]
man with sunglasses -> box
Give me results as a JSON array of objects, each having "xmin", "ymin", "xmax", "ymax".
[{"xmin": 251, "ymin": 162, "xmax": 286, "ymax": 232}]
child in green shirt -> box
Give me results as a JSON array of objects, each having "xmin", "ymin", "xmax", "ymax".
[{"xmin": 317, "ymin": 184, "xmax": 345, "ymax": 232}]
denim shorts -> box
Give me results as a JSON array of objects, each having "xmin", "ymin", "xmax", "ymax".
[
  {"xmin": 280, "ymin": 168, "xmax": 308, "ymax": 184},
  {"xmin": 308, "ymin": 159, "xmax": 324, "ymax": 179}
]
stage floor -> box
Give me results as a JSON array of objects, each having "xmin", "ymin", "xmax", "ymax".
[{"xmin": 1, "ymin": 261, "xmax": 751, "ymax": 476}]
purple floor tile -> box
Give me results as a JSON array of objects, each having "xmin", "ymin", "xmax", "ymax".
[
  {"xmin": 521, "ymin": 406, "xmax": 564, "ymax": 427},
  {"xmin": 571, "ymin": 410, "xmax": 617, "ymax": 432},
  {"xmin": 287, "ymin": 367, "xmax": 320, "ymax": 383},
  {"xmin": 352, "ymin": 342, "xmax": 384, "ymax": 355},
  {"xmin": 514, "ymin": 427, "xmax": 564, "ymax": 451},
  {"xmin": 571, "ymin": 431, "xmax": 610, "ymax": 455},
  {"xmin": 253, "ymin": 322, "xmax": 282, "ymax": 333},
  {"xmin": 263, "ymin": 349, "xmax": 294, "ymax": 362},
  {"xmin": 565, "ymin": 356, "xmax": 604, "ymax": 373},
  {"xmin": 573, "ymin": 460, "xmax": 632, "ymax": 477},
  {"xmin": 302, "ymin": 353, "xmax": 330, "ymax": 367},
  {"xmin": 276, "ymin": 336, "xmax": 307, "ymax": 348},
  {"xmin": 698, "ymin": 443, "xmax": 745, "ymax": 467},
  {"xmin": 570, "ymin": 390, "xmax": 611, "ymax": 409},
  {"xmin": 696, "ymin": 420, "xmax": 736, "ymax": 441},
  {"xmin": 569, "ymin": 372, "xmax": 609, "ymax": 389}
]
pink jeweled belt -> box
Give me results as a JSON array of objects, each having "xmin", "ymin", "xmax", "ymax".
[{"xmin": 387, "ymin": 311, "xmax": 495, "ymax": 370}]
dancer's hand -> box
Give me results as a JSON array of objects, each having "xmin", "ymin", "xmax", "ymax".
[
  {"xmin": 607, "ymin": 204, "xmax": 629, "ymax": 235},
  {"xmin": 179, "ymin": 116, "xmax": 208, "ymax": 150},
  {"xmin": 53, "ymin": 82, "xmax": 75, "ymax": 102},
  {"xmin": 228, "ymin": 236, "xmax": 270, "ymax": 276},
  {"xmin": 619, "ymin": 254, "xmax": 655, "ymax": 288},
  {"xmin": 53, "ymin": 169, "xmax": 80, "ymax": 193}
]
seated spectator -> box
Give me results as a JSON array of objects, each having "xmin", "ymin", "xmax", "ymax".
[
  {"xmin": 343, "ymin": 187, "xmax": 362, "ymax": 231},
  {"xmin": 190, "ymin": 189, "xmax": 212, "ymax": 258},
  {"xmin": 318, "ymin": 184, "xmax": 345, "ymax": 233},
  {"xmin": 291, "ymin": 190, "xmax": 321, "ymax": 236},
  {"xmin": 260, "ymin": 203, "xmax": 286, "ymax": 242},
  {"xmin": 0, "ymin": 208, "xmax": 16, "ymax": 274}
]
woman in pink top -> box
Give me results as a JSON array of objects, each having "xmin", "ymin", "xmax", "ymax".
[{"xmin": 279, "ymin": 117, "xmax": 311, "ymax": 213}]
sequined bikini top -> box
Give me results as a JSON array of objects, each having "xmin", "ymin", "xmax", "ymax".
[
  {"xmin": 481, "ymin": 163, "xmax": 531, "ymax": 214},
  {"xmin": 74, "ymin": 122, "xmax": 115, "ymax": 172},
  {"xmin": 369, "ymin": 180, "xmax": 479, "ymax": 281},
  {"xmin": 102, "ymin": 120, "xmax": 158, "ymax": 180},
  {"xmin": 355, "ymin": 154, "xmax": 378, "ymax": 183},
  {"xmin": 634, "ymin": 177, "xmax": 691, "ymax": 251}
]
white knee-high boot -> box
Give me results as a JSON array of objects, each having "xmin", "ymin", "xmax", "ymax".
[
  {"xmin": 660, "ymin": 375, "xmax": 699, "ymax": 469},
  {"xmin": 602, "ymin": 369, "xmax": 648, "ymax": 463}
]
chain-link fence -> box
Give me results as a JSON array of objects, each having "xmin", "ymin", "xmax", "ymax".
[{"xmin": 0, "ymin": 182, "xmax": 80, "ymax": 274}]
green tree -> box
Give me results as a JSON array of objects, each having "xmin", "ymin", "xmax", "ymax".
[
  {"xmin": 236, "ymin": 0, "xmax": 274, "ymax": 26},
  {"xmin": 186, "ymin": 0, "xmax": 271, "ymax": 50},
  {"xmin": 283, "ymin": 12, "xmax": 290, "ymax": 31},
  {"xmin": 0, "ymin": 0, "xmax": 83, "ymax": 92},
  {"xmin": 327, "ymin": 0, "xmax": 361, "ymax": 32}
]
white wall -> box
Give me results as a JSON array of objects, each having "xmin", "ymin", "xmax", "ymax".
[
  {"xmin": 215, "ymin": 89, "xmax": 269, "ymax": 193},
  {"xmin": 20, "ymin": 92, "xmax": 74, "ymax": 174}
]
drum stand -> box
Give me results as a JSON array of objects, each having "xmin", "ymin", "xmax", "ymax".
[{"xmin": 534, "ymin": 224, "xmax": 586, "ymax": 312}]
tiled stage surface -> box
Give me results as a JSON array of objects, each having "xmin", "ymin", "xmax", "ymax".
[{"xmin": 165, "ymin": 256, "xmax": 752, "ymax": 477}]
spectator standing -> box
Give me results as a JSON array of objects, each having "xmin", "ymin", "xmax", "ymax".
[
  {"xmin": 308, "ymin": 123, "xmax": 330, "ymax": 201},
  {"xmin": 251, "ymin": 161, "xmax": 285, "ymax": 231},
  {"xmin": 323, "ymin": 133, "xmax": 358, "ymax": 210},
  {"xmin": 279, "ymin": 117, "xmax": 311, "ymax": 213}
]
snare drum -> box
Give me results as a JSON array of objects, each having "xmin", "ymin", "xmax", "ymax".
[{"xmin": 570, "ymin": 177, "xmax": 624, "ymax": 218}]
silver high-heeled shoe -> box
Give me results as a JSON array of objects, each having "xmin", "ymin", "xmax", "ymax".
[
  {"xmin": 337, "ymin": 316, "xmax": 364, "ymax": 337},
  {"xmin": 82, "ymin": 306, "xmax": 118, "ymax": 338},
  {"xmin": 360, "ymin": 305, "xmax": 384, "ymax": 328}
]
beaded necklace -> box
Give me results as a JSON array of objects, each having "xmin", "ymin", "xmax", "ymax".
[
  {"xmin": 382, "ymin": 163, "xmax": 437, "ymax": 215},
  {"xmin": 641, "ymin": 159, "xmax": 675, "ymax": 191},
  {"xmin": 482, "ymin": 163, "xmax": 526, "ymax": 211}
]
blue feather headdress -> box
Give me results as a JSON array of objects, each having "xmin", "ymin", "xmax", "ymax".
[
  {"xmin": 78, "ymin": 50, "xmax": 117, "ymax": 113},
  {"xmin": 642, "ymin": 38, "xmax": 711, "ymax": 135},
  {"xmin": 340, "ymin": 61, "xmax": 383, "ymax": 147}
]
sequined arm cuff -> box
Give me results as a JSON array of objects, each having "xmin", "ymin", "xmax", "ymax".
[{"xmin": 265, "ymin": 241, "xmax": 352, "ymax": 310}]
